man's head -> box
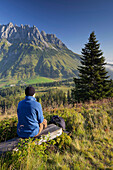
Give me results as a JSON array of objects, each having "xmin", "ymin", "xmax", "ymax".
[{"xmin": 25, "ymin": 86, "xmax": 35, "ymax": 96}]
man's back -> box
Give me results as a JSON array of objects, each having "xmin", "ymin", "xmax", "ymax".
[{"xmin": 17, "ymin": 96, "xmax": 44, "ymax": 138}]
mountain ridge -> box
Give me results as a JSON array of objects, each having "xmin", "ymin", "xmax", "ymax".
[
  {"xmin": 0, "ymin": 23, "xmax": 81, "ymax": 79},
  {"xmin": 0, "ymin": 22, "xmax": 66, "ymax": 49}
]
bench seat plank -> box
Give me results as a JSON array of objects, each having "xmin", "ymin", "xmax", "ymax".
[{"xmin": 0, "ymin": 124, "xmax": 62, "ymax": 154}]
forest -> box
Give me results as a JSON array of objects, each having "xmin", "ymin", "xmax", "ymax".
[{"xmin": 0, "ymin": 79, "xmax": 74, "ymax": 115}]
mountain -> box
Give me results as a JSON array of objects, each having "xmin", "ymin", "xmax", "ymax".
[{"xmin": 0, "ymin": 22, "xmax": 80, "ymax": 79}]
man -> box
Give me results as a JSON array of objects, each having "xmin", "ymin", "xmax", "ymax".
[{"xmin": 17, "ymin": 86, "xmax": 47, "ymax": 138}]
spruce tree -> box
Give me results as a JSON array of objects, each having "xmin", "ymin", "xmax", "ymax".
[{"xmin": 73, "ymin": 32, "xmax": 112, "ymax": 102}]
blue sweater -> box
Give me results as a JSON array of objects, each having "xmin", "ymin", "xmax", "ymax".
[{"xmin": 17, "ymin": 96, "xmax": 44, "ymax": 138}]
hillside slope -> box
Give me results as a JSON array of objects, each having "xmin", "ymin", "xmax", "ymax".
[
  {"xmin": 0, "ymin": 23, "xmax": 80, "ymax": 79},
  {"xmin": 0, "ymin": 99, "xmax": 113, "ymax": 169}
]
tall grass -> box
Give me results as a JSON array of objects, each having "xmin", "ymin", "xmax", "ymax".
[{"xmin": 0, "ymin": 98, "xmax": 113, "ymax": 169}]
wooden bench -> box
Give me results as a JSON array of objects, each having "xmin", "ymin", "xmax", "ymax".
[{"xmin": 0, "ymin": 124, "xmax": 62, "ymax": 155}]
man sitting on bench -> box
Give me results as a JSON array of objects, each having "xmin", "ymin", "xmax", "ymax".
[{"xmin": 17, "ymin": 86, "xmax": 47, "ymax": 138}]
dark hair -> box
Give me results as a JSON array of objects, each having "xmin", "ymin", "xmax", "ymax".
[{"xmin": 25, "ymin": 86, "xmax": 35, "ymax": 96}]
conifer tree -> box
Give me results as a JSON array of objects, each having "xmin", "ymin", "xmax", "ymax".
[{"xmin": 73, "ymin": 32, "xmax": 113, "ymax": 102}]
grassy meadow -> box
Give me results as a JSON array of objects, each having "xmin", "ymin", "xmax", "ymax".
[
  {"xmin": 0, "ymin": 98, "xmax": 113, "ymax": 169},
  {"xmin": 0, "ymin": 76, "xmax": 55, "ymax": 88}
]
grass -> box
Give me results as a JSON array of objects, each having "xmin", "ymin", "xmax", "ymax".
[
  {"xmin": 0, "ymin": 98, "xmax": 113, "ymax": 169},
  {"xmin": 24, "ymin": 76, "xmax": 55, "ymax": 84},
  {"xmin": 0, "ymin": 114, "xmax": 16, "ymax": 121},
  {"xmin": 0, "ymin": 78, "xmax": 18, "ymax": 88},
  {"xmin": 0, "ymin": 76, "xmax": 55, "ymax": 88}
]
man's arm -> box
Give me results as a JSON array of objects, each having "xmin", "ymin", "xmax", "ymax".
[{"xmin": 36, "ymin": 103, "xmax": 44, "ymax": 123}]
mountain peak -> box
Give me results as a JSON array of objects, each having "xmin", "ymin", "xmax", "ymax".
[
  {"xmin": 41, "ymin": 30, "xmax": 46, "ymax": 37},
  {"xmin": 7, "ymin": 22, "xmax": 14, "ymax": 27},
  {"xmin": 0, "ymin": 23, "xmax": 66, "ymax": 49}
]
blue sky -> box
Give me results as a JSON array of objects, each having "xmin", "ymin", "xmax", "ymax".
[{"xmin": 0, "ymin": 0, "xmax": 113, "ymax": 62}]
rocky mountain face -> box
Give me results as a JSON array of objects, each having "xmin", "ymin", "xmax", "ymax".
[
  {"xmin": 0, "ymin": 22, "xmax": 65, "ymax": 48},
  {"xmin": 0, "ymin": 22, "xmax": 80, "ymax": 79}
]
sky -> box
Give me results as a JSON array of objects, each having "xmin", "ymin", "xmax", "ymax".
[{"xmin": 0, "ymin": 0, "xmax": 113, "ymax": 62}]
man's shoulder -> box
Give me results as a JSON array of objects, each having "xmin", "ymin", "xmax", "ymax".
[
  {"xmin": 18, "ymin": 98, "xmax": 41, "ymax": 108},
  {"xmin": 18, "ymin": 99, "xmax": 25, "ymax": 106},
  {"xmin": 32, "ymin": 101, "xmax": 41, "ymax": 107}
]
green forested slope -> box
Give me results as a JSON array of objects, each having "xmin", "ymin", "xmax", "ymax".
[{"xmin": 0, "ymin": 42, "xmax": 80, "ymax": 79}]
